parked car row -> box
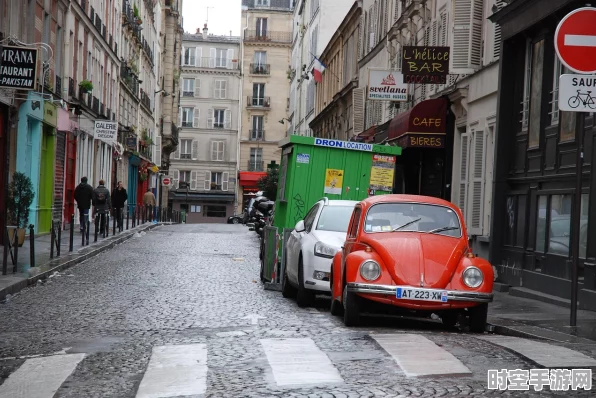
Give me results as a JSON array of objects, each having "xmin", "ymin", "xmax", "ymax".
[{"xmin": 280, "ymin": 194, "xmax": 495, "ymax": 332}]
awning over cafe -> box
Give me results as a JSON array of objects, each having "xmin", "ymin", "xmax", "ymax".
[
  {"xmin": 239, "ymin": 171, "xmax": 267, "ymax": 187},
  {"xmin": 387, "ymin": 98, "xmax": 448, "ymax": 149},
  {"xmin": 351, "ymin": 125, "xmax": 377, "ymax": 142}
]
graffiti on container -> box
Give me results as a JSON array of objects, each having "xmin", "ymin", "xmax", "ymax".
[{"xmin": 293, "ymin": 193, "xmax": 305, "ymax": 224}]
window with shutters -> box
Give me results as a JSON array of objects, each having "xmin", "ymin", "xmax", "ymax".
[
  {"xmin": 521, "ymin": 40, "xmax": 532, "ymax": 131},
  {"xmin": 182, "ymin": 78, "xmax": 194, "ymax": 97},
  {"xmin": 306, "ymin": 80, "xmax": 315, "ymax": 115},
  {"xmin": 211, "ymin": 141, "xmax": 225, "ymax": 161},
  {"xmin": 211, "ymin": 172, "xmax": 223, "ymax": 190},
  {"xmin": 452, "ymin": 0, "xmax": 483, "ymax": 72},
  {"xmin": 214, "ymin": 79, "xmax": 227, "ymax": 99},
  {"xmin": 183, "ymin": 47, "xmax": 195, "ymax": 65},
  {"xmin": 353, "ymin": 87, "xmax": 365, "ymax": 134},
  {"xmin": 251, "ymin": 116, "xmax": 264, "ymax": 140},
  {"xmin": 180, "ymin": 139, "xmax": 192, "ymax": 159},
  {"xmin": 179, "ymin": 170, "xmax": 191, "ymax": 182},
  {"xmin": 492, "ymin": 1, "xmax": 503, "ymax": 61},
  {"xmin": 310, "ymin": 0, "xmax": 319, "ymax": 20},
  {"xmin": 458, "ymin": 132, "xmax": 470, "ymax": 221},
  {"xmin": 550, "ymin": 58, "xmax": 562, "ymax": 125},
  {"xmin": 256, "ymin": 18, "xmax": 268, "ymax": 37},
  {"xmin": 528, "ymin": 39, "xmax": 544, "ymax": 148},
  {"xmin": 181, "ymin": 107, "xmax": 193, "ymax": 127},
  {"xmin": 310, "ymin": 26, "xmax": 318, "ymax": 58},
  {"xmin": 469, "ymin": 130, "xmax": 487, "ymax": 234},
  {"xmin": 213, "ymin": 109, "xmax": 225, "ymax": 128},
  {"xmin": 250, "ymin": 148, "xmax": 263, "ymax": 171}
]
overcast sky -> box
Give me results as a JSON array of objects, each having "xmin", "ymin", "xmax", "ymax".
[{"xmin": 182, "ymin": 0, "xmax": 242, "ymax": 37}]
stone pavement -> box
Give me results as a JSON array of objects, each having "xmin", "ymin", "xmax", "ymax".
[
  {"xmin": 0, "ymin": 220, "xmax": 162, "ymax": 302},
  {"xmin": 0, "ymin": 224, "xmax": 594, "ymax": 397},
  {"xmin": 488, "ymin": 290, "xmax": 596, "ymax": 344}
]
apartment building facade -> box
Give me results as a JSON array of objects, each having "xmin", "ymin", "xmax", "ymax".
[
  {"xmin": 237, "ymin": 0, "xmax": 294, "ymax": 211},
  {"xmin": 168, "ymin": 28, "xmax": 240, "ymax": 223},
  {"xmin": 287, "ymin": 0, "xmax": 354, "ymax": 137}
]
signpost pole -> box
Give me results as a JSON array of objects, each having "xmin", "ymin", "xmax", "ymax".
[{"xmin": 570, "ymin": 111, "xmax": 585, "ymax": 327}]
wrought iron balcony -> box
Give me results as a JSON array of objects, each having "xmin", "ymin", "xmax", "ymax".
[
  {"xmin": 92, "ymin": 96, "xmax": 100, "ymax": 114},
  {"xmin": 249, "ymin": 130, "xmax": 265, "ymax": 141},
  {"xmin": 90, "ymin": 6, "xmax": 95, "ymax": 22},
  {"xmin": 181, "ymin": 121, "xmax": 193, "ymax": 128},
  {"xmin": 100, "ymin": 102, "xmax": 105, "ymax": 116},
  {"xmin": 247, "ymin": 160, "xmax": 264, "ymax": 172},
  {"xmin": 68, "ymin": 77, "xmax": 75, "ymax": 97},
  {"xmin": 140, "ymin": 89, "xmax": 151, "ymax": 110},
  {"xmin": 244, "ymin": 30, "xmax": 292, "ymax": 44},
  {"xmin": 247, "ymin": 96, "xmax": 271, "ymax": 108},
  {"xmin": 182, "ymin": 56, "xmax": 239, "ymax": 69},
  {"xmin": 250, "ymin": 63, "xmax": 270, "ymax": 75},
  {"xmin": 55, "ymin": 75, "xmax": 62, "ymax": 97}
]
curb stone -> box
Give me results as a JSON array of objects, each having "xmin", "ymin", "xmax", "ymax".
[{"xmin": 0, "ymin": 223, "xmax": 164, "ymax": 302}]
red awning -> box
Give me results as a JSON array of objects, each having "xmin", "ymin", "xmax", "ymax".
[
  {"xmin": 387, "ymin": 98, "xmax": 449, "ymax": 148},
  {"xmin": 239, "ymin": 171, "xmax": 267, "ymax": 187},
  {"xmin": 352, "ymin": 125, "xmax": 377, "ymax": 142}
]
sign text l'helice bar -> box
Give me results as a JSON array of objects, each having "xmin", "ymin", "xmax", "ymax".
[{"xmin": 0, "ymin": 45, "xmax": 38, "ymax": 90}]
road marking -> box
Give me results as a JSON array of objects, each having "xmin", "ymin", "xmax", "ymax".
[
  {"xmin": 478, "ymin": 335, "xmax": 596, "ymax": 368},
  {"xmin": 0, "ymin": 353, "xmax": 85, "ymax": 398},
  {"xmin": 372, "ymin": 334, "xmax": 471, "ymax": 377},
  {"xmin": 261, "ymin": 338, "xmax": 343, "ymax": 386},
  {"xmin": 243, "ymin": 313, "xmax": 265, "ymax": 325},
  {"xmin": 135, "ymin": 344, "xmax": 207, "ymax": 398},
  {"xmin": 565, "ymin": 34, "xmax": 596, "ymax": 47}
]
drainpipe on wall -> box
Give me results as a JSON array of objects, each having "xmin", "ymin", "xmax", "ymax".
[{"xmin": 236, "ymin": 10, "xmax": 249, "ymax": 212}]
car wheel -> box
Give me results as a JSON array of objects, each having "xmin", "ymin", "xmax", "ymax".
[
  {"xmin": 232, "ymin": 217, "xmax": 239, "ymax": 224},
  {"xmin": 440, "ymin": 312, "xmax": 458, "ymax": 328},
  {"xmin": 281, "ymin": 254, "xmax": 296, "ymax": 298},
  {"xmin": 468, "ymin": 303, "xmax": 488, "ymax": 333},
  {"xmin": 329, "ymin": 270, "xmax": 343, "ymax": 316},
  {"xmin": 296, "ymin": 257, "xmax": 314, "ymax": 308},
  {"xmin": 343, "ymin": 286, "xmax": 360, "ymax": 327}
]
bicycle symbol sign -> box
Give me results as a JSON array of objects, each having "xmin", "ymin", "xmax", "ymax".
[{"xmin": 558, "ymin": 74, "xmax": 596, "ymax": 112}]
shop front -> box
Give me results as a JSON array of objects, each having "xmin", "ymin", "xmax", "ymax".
[
  {"xmin": 57, "ymin": 108, "xmax": 79, "ymax": 226},
  {"xmin": 239, "ymin": 171, "xmax": 267, "ymax": 210},
  {"xmin": 16, "ymin": 92, "xmax": 44, "ymax": 234},
  {"xmin": 169, "ymin": 192, "xmax": 236, "ymax": 223},
  {"xmin": 0, "ymin": 104, "xmax": 7, "ymax": 244},
  {"xmin": 128, "ymin": 154, "xmax": 141, "ymax": 215},
  {"xmin": 38, "ymin": 101, "xmax": 57, "ymax": 233},
  {"xmin": 490, "ymin": 0, "xmax": 596, "ymax": 309},
  {"xmin": 385, "ymin": 98, "xmax": 453, "ymax": 199}
]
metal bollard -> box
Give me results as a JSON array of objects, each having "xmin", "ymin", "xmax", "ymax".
[
  {"xmin": 69, "ymin": 214, "xmax": 74, "ymax": 252},
  {"xmin": 28, "ymin": 224, "xmax": 34, "ymax": 270},
  {"xmin": 105, "ymin": 214, "xmax": 109, "ymax": 238},
  {"xmin": 132, "ymin": 206, "xmax": 136, "ymax": 228},
  {"xmin": 137, "ymin": 205, "xmax": 141, "ymax": 226},
  {"xmin": 86, "ymin": 219, "xmax": 90, "ymax": 245},
  {"xmin": 113, "ymin": 210, "xmax": 116, "ymax": 235},
  {"xmin": 126, "ymin": 209, "xmax": 130, "ymax": 230},
  {"xmin": 81, "ymin": 216, "xmax": 86, "ymax": 247},
  {"xmin": 57, "ymin": 221, "xmax": 61, "ymax": 257},
  {"xmin": 50, "ymin": 221, "xmax": 55, "ymax": 259},
  {"xmin": 94, "ymin": 214, "xmax": 99, "ymax": 242}
]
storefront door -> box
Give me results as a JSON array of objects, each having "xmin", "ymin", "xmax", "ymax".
[
  {"xmin": 38, "ymin": 126, "xmax": 55, "ymax": 233},
  {"xmin": 64, "ymin": 133, "xmax": 77, "ymax": 223},
  {"xmin": 128, "ymin": 164, "xmax": 138, "ymax": 215}
]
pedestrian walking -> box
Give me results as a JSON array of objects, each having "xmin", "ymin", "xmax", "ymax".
[
  {"xmin": 111, "ymin": 181, "xmax": 128, "ymax": 231},
  {"xmin": 73, "ymin": 177, "xmax": 93, "ymax": 232},
  {"xmin": 93, "ymin": 179, "xmax": 112, "ymax": 235},
  {"xmin": 143, "ymin": 188, "xmax": 156, "ymax": 221}
]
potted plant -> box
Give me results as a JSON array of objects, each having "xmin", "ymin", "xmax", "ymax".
[
  {"xmin": 133, "ymin": 4, "xmax": 142, "ymax": 24},
  {"xmin": 6, "ymin": 172, "xmax": 35, "ymax": 247},
  {"xmin": 79, "ymin": 80, "xmax": 93, "ymax": 93}
]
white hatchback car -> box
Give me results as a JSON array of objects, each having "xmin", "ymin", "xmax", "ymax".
[{"xmin": 282, "ymin": 198, "xmax": 357, "ymax": 307}]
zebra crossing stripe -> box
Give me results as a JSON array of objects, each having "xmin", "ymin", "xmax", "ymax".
[
  {"xmin": 478, "ymin": 335, "xmax": 596, "ymax": 368},
  {"xmin": 135, "ymin": 344, "xmax": 208, "ymax": 398},
  {"xmin": 260, "ymin": 338, "xmax": 344, "ymax": 386},
  {"xmin": 0, "ymin": 353, "xmax": 85, "ymax": 398},
  {"xmin": 372, "ymin": 334, "xmax": 472, "ymax": 377}
]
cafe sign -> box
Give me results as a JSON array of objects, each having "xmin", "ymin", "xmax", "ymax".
[
  {"xmin": 94, "ymin": 120, "xmax": 118, "ymax": 145},
  {"xmin": 0, "ymin": 45, "xmax": 38, "ymax": 90},
  {"xmin": 402, "ymin": 46, "xmax": 450, "ymax": 85}
]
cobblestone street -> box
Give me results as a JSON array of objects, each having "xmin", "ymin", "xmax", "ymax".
[{"xmin": 0, "ymin": 224, "xmax": 594, "ymax": 397}]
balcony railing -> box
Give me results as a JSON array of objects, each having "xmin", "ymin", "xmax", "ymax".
[
  {"xmin": 120, "ymin": 65, "xmax": 139, "ymax": 97},
  {"xmin": 181, "ymin": 121, "xmax": 193, "ymax": 128},
  {"xmin": 100, "ymin": 102, "xmax": 105, "ymax": 116},
  {"xmin": 142, "ymin": 38, "xmax": 154, "ymax": 64},
  {"xmin": 92, "ymin": 96, "xmax": 100, "ymax": 114},
  {"xmin": 247, "ymin": 160, "xmax": 264, "ymax": 172},
  {"xmin": 68, "ymin": 77, "xmax": 75, "ymax": 97},
  {"xmin": 90, "ymin": 6, "xmax": 95, "ymax": 23},
  {"xmin": 250, "ymin": 63, "xmax": 270, "ymax": 75},
  {"xmin": 182, "ymin": 57, "xmax": 239, "ymax": 69},
  {"xmin": 244, "ymin": 30, "xmax": 292, "ymax": 44},
  {"xmin": 87, "ymin": 94, "xmax": 92, "ymax": 108},
  {"xmin": 247, "ymin": 96, "xmax": 271, "ymax": 108},
  {"xmin": 241, "ymin": 0, "xmax": 294, "ymax": 11},
  {"xmin": 80, "ymin": 0, "xmax": 87, "ymax": 12},
  {"xmin": 140, "ymin": 89, "xmax": 151, "ymax": 110},
  {"xmin": 249, "ymin": 130, "xmax": 264, "ymax": 141}
]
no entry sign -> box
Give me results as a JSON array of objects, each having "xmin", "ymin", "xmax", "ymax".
[
  {"xmin": 162, "ymin": 177, "xmax": 171, "ymax": 186},
  {"xmin": 555, "ymin": 7, "xmax": 596, "ymax": 74}
]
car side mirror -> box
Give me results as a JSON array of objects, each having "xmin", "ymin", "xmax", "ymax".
[{"xmin": 295, "ymin": 220, "xmax": 305, "ymax": 232}]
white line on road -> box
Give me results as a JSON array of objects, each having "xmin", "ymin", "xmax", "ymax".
[
  {"xmin": 261, "ymin": 338, "xmax": 343, "ymax": 386},
  {"xmin": 0, "ymin": 353, "xmax": 85, "ymax": 398},
  {"xmin": 564, "ymin": 34, "xmax": 596, "ymax": 47},
  {"xmin": 372, "ymin": 334, "xmax": 472, "ymax": 377},
  {"xmin": 478, "ymin": 335, "xmax": 596, "ymax": 368},
  {"xmin": 135, "ymin": 344, "xmax": 208, "ymax": 398}
]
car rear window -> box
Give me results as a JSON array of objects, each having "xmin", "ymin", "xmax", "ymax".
[
  {"xmin": 364, "ymin": 203, "xmax": 461, "ymax": 237},
  {"xmin": 316, "ymin": 206, "xmax": 355, "ymax": 232}
]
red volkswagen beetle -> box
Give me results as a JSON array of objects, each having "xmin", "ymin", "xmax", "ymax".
[{"xmin": 329, "ymin": 195, "xmax": 494, "ymax": 332}]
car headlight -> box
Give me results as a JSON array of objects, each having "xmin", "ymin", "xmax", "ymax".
[
  {"xmin": 314, "ymin": 242, "xmax": 338, "ymax": 258},
  {"xmin": 463, "ymin": 266, "xmax": 484, "ymax": 288},
  {"xmin": 360, "ymin": 260, "xmax": 381, "ymax": 281}
]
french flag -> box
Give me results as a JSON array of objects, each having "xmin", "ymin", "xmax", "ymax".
[{"xmin": 312, "ymin": 56, "xmax": 326, "ymax": 83}]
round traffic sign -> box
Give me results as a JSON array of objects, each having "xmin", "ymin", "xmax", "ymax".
[
  {"xmin": 162, "ymin": 177, "xmax": 171, "ymax": 186},
  {"xmin": 555, "ymin": 7, "xmax": 596, "ymax": 74}
]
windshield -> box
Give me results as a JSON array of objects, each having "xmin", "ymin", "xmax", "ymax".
[
  {"xmin": 316, "ymin": 206, "xmax": 355, "ymax": 232},
  {"xmin": 364, "ymin": 203, "xmax": 462, "ymax": 237}
]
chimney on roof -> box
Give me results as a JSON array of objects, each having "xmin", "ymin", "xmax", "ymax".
[{"xmin": 202, "ymin": 23, "xmax": 208, "ymax": 40}]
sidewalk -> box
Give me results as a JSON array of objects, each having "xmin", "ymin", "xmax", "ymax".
[
  {"xmin": 488, "ymin": 290, "xmax": 596, "ymax": 344},
  {"xmin": 0, "ymin": 221, "xmax": 164, "ymax": 302}
]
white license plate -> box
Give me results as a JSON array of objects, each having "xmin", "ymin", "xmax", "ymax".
[{"xmin": 396, "ymin": 287, "xmax": 448, "ymax": 302}]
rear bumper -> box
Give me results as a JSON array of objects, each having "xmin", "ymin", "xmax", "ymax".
[{"xmin": 346, "ymin": 283, "xmax": 493, "ymax": 303}]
